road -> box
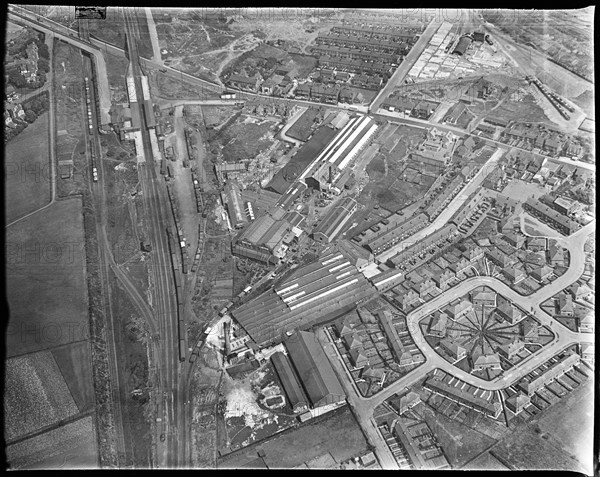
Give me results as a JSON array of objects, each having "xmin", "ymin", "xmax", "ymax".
[
  {"xmin": 376, "ymin": 147, "xmax": 505, "ymax": 263},
  {"xmin": 7, "ymin": 7, "xmax": 111, "ymax": 125},
  {"xmin": 371, "ymin": 18, "xmax": 443, "ymax": 111},
  {"xmin": 278, "ymin": 105, "xmax": 307, "ymax": 147},
  {"xmin": 320, "ymin": 219, "xmax": 594, "ymax": 469}
]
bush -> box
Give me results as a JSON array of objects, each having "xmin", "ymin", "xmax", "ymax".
[{"xmin": 24, "ymin": 109, "xmax": 37, "ymax": 123}]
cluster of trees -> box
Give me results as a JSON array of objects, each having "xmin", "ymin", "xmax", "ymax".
[
  {"xmin": 23, "ymin": 93, "xmax": 50, "ymax": 123},
  {"xmin": 4, "ymin": 92, "xmax": 50, "ymax": 143},
  {"xmin": 6, "ymin": 33, "xmax": 50, "ymax": 90}
]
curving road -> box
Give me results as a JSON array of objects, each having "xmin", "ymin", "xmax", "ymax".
[{"xmin": 320, "ymin": 219, "xmax": 594, "ymax": 469}]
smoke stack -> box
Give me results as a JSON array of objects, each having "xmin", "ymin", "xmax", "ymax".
[{"xmin": 329, "ymin": 165, "xmax": 333, "ymax": 183}]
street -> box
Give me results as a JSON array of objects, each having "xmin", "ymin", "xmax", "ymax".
[{"xmin": 321, "ymin": 219, "xmax": 594, "ymax": 469}]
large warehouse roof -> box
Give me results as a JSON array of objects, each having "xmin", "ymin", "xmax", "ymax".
[
  {"xmin": 313, "ymin": 196, "xmax": 357, "ymax": 243},
  {"xmin": 271, "ymin": 351, "xmax": 309, "ymax": 412},
  {"xmin": 302, "ymin": 116, "xmax": 378, "ymax": 182},
  {"xmin": 285, "ymin": 330, "xmax": 345, "ymax": 408},
  {"xmin": 267, "ymin": 126, "xmax": 338, "ymax": 195},
  {"xmin": 231, "ymin": 251, "xmax": 377, "ymax": 346}
]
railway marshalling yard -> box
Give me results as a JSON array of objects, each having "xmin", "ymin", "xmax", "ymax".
[{"xmin": 4, "ymin": 6, "xmax": 595, "ymax": 472}]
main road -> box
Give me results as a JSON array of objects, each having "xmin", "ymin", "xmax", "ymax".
[
  {"xmin": 319, "ymin": 219, "xmax": 594, "ymax": 469},
  {"xmin": 370, "ymin": 16, "xmax": 444, "ymax": 111}
]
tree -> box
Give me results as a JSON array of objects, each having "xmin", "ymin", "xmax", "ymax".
[
  {"xmin": 24, "ymin": 109, "xmax": 37, "ymax": 123},
  {"xmin": 8, "ymin": 69, "xmax": 26, "ymax": 89},
  {"xmin": 37, "ymin": 42, "xmax": 50, "ymax": 60},
  {"xmin": 38, "ymin": 57, "xmax": 50, "ymax": 73}
]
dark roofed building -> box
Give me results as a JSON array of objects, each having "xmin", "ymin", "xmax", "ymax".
[
  {"xmin": 271, "ymin": 352, "xmax": 310, "ymax": 413},
  {"xmin": 285, "ymin": 331, "xmax": 346, "ymax": 408},
  {"xmin": 453, "ymin": 35, "xmax": 473, "ymax": 56},
  {"xmin": 266, "ymin": 126, "xmax": 338, "ymax": 195}
]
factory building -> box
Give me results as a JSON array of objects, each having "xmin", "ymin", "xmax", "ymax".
[
  {"xmin": 313, "ymin": 197, "xmax": 358, "ymax": 243},
  {"xmin": 271, "ymin": 351, "xmax": 310, "ymax": 413},
  {"xmin": 232, "ymin": 205, "xmax": 299, "ymax": 263},
  {"xmin": 304, "ymin": 115, "xmax": 378, "ymax": 193},
  {"xmin": 231, "ymin": 251, "xmax": 377, "ymax": 347},
  {"xmin": 284, "ymin": 330, "xmax": 346, "ymax": 408},
  {"xmin": 222, "ymin": 181, "xmax": 248, "ymax": 229},
  {"xmin": 266, "ymin": 125, "xmax": 338, "ymax": 195},
  {"xmin": 452, "ymin": 35, "xmax": 473, "ymax": 56}
]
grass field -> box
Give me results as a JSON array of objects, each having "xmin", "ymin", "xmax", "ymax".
[
  {"xmin": 536, "ymin": 379, "xmax": 594, "ymax": 474},
  {"xmin": 6, "ymin": 416, "xmax": 98, "ymax": 470},
  {"xmin": 4, "ymin": 112, "xmax": 50, "ymax": 224},
  {"xmin": 421, "ymin": 407, "xmax": 497, "ymax": 468},
  {"xmin": 53, "ymin": 39, "xmax": 88, "ymax": 198},
  {"xmin": 218, "ymin": 406, "xmax": 368, "ymax": 469},
  {"xmin": 6, "ymin": 198, "xmax": 88, "ymax": 358},
  {"xmin": 51, "ymin": 341, "xmax": 95, "ymax": 413},
  {"xmin": 490, "ymin": 396, "xmax": 590, "ymax": 473},
  {"xmin": 488, "ymin": 94, "xmax": 551, "ymax": 125}
]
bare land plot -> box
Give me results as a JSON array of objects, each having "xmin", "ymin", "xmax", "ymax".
[
  {"xmin": 210, "ymin": 115, "xmax": 279, "ymax": 162},
  {"xmin": 218, "ymin": 406, "xmax": 368, "ymax": 469},
  {"xmin": 6, "ymin": 416, "xmax": 98, "ymax": 470},
  {"xmin": 536, "ymin": 379, "xmax": 594, "ymax": 475},
  {"xmin": 6, "ymin": 198, "xmax": 88, "ymax": 358},
  {"xmin": 421, "ymin": 406, "xmax": 497, "ymax": 468},
  {"xmin": 4, "ymin": 351, "xmax": 79, "ymax": 442},
  {"xmin": 4, "ymin": 112, "xmax": 50, "ymax": 224},
  {"xmin": 463, "ymin": 451, "xmax": 510, "ymax": 470},
  {"xmin": 486, "ymin": 94, "xmax": 552, "ymax": 125},
  {"xmin": 53, "ymin": 40, "xmax": 88, "ymax": 198},
  {"xmin": 499, "ymin": 179, "xmax": 547, "ymax": 202},
  {"xmin": 490, "ymin": 409, "xmax": 589, "ymax": 472}
]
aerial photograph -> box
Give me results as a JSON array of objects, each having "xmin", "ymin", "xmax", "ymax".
[{"xmin": 3, "ymin": 5, "xmax": 595, "ymax": 471}]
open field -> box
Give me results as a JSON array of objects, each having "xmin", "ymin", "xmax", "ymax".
[
  {"xmin": 6, "ymin": 416, "xmax": 98, "ymax": 470},
  {"xmin": 4, "ymin": 351, "xmax": 79, "ymax": 442},
  {"xmin": 421, "ymin": 404, "xmax": 497, "ymax": 468},
  {"xmin": 218, "ymin": 406, "xmax": 368, "ymax": 469},
  {"xmin": 51, "ymin": 341, "xmax": 95, "ymax": 413},
  {"xmin": 464, "ymin": 451, "xmax": 510, "ymax": 470},
  {"xmin": 209, "ymin": 114, "xmax": 279, "ymax": 162},
  {"xmin": 487, "ymin": 94, "xmax": 552, "ymax": 125},
  {"xmin": 104, "ymin": 51, "xmax": 130, "ymax": 103},
  {"xmin": 109, "ymin": 268, "xmax": 152, "ymax": 468},
  {"xmin": 499, "ymin": 179, "xmax": 547, "ymax": 203},
  {"xmin": 490, "ymin": 387, "xmax": 591, "ymax": 474},
  {"xmin": 53, "ymin": 39, "xmax": 87, "ymax": 198},
  {"xmin": 6, "ymin": 198, "xmax": 88, "ymax": 358},
  {"xmin": 359, "ymin": 124, "xmax": 429, "ymax": 211},
  {"xmin": 4, "ymin": 112, "xmax": 50, "ymax": 224},
  {"xmin": 536, "ymin": 379, "xmax": 594, "ymax": 474}
]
